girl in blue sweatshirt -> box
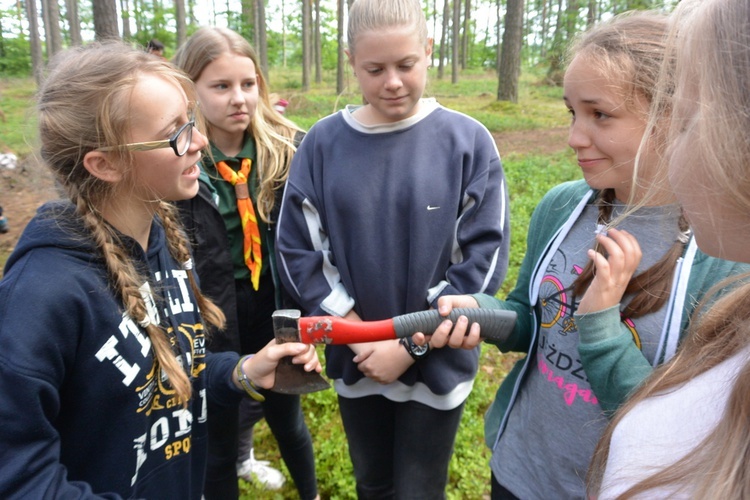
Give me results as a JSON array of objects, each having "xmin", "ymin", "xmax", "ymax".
[
  {"xmin": 276, "ymin": 0, "xmax": 510, "ymax": 496},
  {"xmin": 0, "ymin": 42, "xmax": 320, "ymax": 499}
]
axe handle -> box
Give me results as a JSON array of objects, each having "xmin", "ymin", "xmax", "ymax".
[{"xmin": 297, "ymin": 308, "xmax": 516, "ymax": 345}]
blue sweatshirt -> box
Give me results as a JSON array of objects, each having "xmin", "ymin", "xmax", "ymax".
[
  {"xmin": 0, "ymin": 202, "xmax": 241, "ymax": 499},
  {"xmin": 276, "ymin": 100, "xmax": 510, "ymax": 403}
]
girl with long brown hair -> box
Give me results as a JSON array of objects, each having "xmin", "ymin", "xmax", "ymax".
[
  {"xmin": 422, "ymin": 10, "xmax": 749, "ymax": 498},
  {"xmin": 587, "ymin": 0, "xmax": 750, "ymax": 496}
]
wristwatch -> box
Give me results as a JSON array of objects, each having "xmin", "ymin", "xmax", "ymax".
[{"xmin": 400, "ymin": 337, "xmax": 431, "ymax": 360}]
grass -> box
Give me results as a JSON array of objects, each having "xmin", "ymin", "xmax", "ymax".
[
  {"xmin": 275, "ymin": 67, "xmax": 570, "ymax": 133},
  {"xmin": 0, "ymin": 77, "xmax": 38, "ymax": 156},
  {"xmin": 0, "ymin": 68, "xmax": 579, "ymax": 499}
]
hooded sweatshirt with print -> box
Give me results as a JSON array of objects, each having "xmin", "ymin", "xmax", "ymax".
[{"xmin": 0, "ymin": 201, "xmax": 241, "ymax": 499}]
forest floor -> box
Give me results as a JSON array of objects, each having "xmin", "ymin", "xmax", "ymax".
[{"xmin": 0, "ymin": 127, "xmax": 569, "ymax": 274}]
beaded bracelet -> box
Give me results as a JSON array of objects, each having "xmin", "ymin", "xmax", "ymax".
[{"xmin": 235, "ymin": 354, "xmax": 265, "ymax": 402}]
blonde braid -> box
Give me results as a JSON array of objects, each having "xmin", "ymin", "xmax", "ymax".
[
  {"xmin": 75, "ymin": 196, "xmax": 193, "ymax": 405},
  {"xmin": 156, "ymin": 202, "xmax": 226, "ymax": 330}
]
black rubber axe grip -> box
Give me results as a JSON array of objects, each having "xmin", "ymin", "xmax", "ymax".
[{"xmin": 392, "ymin": 308, "xmax": 516, "ymax": 343}]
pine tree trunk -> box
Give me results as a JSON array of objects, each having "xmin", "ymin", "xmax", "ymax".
[
  {"xmin": 257, "ymin": 0, "xmax": 268, "ymax": 76},
  {"xmin": 175, "ymin": 0, "xmax": 187, "ymax": 47},
  {"xmin": 336, "ymin": 0, "xmax": 345, "ymax": 94},
  {"xmin": 65, "ymin": 0, "xmax": 82, "ymax": 45},
  {"xmin": 26, "ymin": 0, "xmax": 44, "ymax": 85},
  {"xmin": 497, "ymin": 0, "xmax": 524, "ymax": 102},
  {"xmin": 93, "ymin": 0, "xmax": 120, "ymax": 40},
  {"xmin": 301, "ymin": 0, "xmax": 311, "ymax": 91}
]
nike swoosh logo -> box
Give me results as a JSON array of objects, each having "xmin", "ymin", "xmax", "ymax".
[{"xmin": 427, "ymin": 205, "xmax": 440, "ymax": 210}]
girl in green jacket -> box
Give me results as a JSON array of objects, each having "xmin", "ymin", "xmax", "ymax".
[{"xmin": 421, "ymin": 11, "xmax": 749, "ymax": 499}]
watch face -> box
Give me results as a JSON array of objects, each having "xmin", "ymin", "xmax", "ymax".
[
  {"xmin": 401, "ymin": 337, "xmax": 430, "ymax": 359},
  {"xmin": 411, "ymin": 343, "xmax": 429, "ymax": 357}
]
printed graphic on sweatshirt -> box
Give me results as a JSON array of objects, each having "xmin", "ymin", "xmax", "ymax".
[
  {"xmin": 536, "ymin": 251, "xmax": 641, "ymax": 407},
  {"xmin": 93, "ymin": 267, "xmax": 208, "ymax": 486}
]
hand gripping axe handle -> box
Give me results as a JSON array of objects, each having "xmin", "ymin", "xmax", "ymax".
[
  {"xmin": 271, "ymin": 308, "xmax": 517, "ymax": 394},
  {"xmin": 293, "ymin": 308, "xmax": 517, "ymax": 344}
]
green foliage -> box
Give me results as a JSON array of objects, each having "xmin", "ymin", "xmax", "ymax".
[
  {"xmin": 0, "ymin": 78, "xmax": 37, "ymax": 156},
  {"xmin": 501, "ymin": 152, "xmax": 580, "ymax": 295},
  {"xmin": 426, "ymin": 70, "xmax": 569, "ymax": 133},
  {"xmin": 0, "ymin": 36, "xmax": 31, "ymax": 76}
]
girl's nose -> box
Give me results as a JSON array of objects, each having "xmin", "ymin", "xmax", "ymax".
[
  {"xmin": 568, "ymin": 119, "xmax": 591, "ymax": 150},
  {"xmin": 191, "ymin": 127, "xmax": 209, "ymax": 152},
  {"xmin": 384, "ymin": 69, "xmax": 402, "ymax": 90},
  {"xmin": 229, "ymin": 86, "xmax": 244, "ymax": 105}
]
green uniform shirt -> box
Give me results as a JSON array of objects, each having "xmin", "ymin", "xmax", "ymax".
[{"xmin": 203, "ymin": 135, "xmax": 270, "ymax": 281}]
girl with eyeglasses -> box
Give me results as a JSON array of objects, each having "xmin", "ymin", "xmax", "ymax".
[
  {"xmin": 0, "ymin": 41, "xmax": 320, "ymax": 499},
  {"xmin": 173, "ymin": 27, "xmax": 319, "ymax": 500}
]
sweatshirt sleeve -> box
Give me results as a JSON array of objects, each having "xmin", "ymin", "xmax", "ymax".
[
  {"xmin": 577, "ymin": 256, "xmax": 750, "ymax": 415},
  {"xmin": 0, "ymin": 363, "xmax": 118, "ymax": 499},
  {"xmin": 433, "ymin": 134, "xmax": 510, "ymax": 302},
  {"xmin": 0, "ymin": 261, "xmax": 122, "ymax": 499},
  {"xmin": 276, "ymin": 132, "xmax": 355, "ymax": 317},
  {"xmin": 575, "ymin": 305, "xmax": 653, "ymax": 414},
  {"xmin": 205, "ymin": 351, "xmax": 244, "ymax": 407},
  {"xmin": 472, "ymin": 216, "xmax": 540, "ymax": 355}
]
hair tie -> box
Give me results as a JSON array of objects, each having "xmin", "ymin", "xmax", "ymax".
[
  {"xmin": 677, "ymin": 229, "xmax": 691, "ymax": 244},
  {"xmin": 183, "ymin": 258, "xmax": 194, "ymax": 270},
  {"xmin": 595, "ymin": 224, "xmax": 608, "ymax": 237},
  {"xmin": 139, "ymin": 316, "xmax": 153, "ymax": 328}
]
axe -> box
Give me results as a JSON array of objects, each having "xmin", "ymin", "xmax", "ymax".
[{"xmin": 271, "ymin": 308, "xmax": 517, "ymax": 394}]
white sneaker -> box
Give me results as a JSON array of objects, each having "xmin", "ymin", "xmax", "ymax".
[{"xmin": 237, "ymin": 449, "xmax": 286, "ymax": 490}]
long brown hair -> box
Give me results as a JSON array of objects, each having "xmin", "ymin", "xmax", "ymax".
[
  {"xmin": 38, "ymin": 42, "xmax": 225, "ymax": 405},
  {"xmin": 589, "ymin": 0, "xmax": 750, "ymax": 496},
  {"xmin": 172, "ymin": 27, "xmax": 302, "ymax": 222}
]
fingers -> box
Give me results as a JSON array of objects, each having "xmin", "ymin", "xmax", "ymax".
[
  {"xmin": 593, "ymin": 228, "xmax": 642, "ymax": 275},
  {"xmin": 418, "ymin": 318, "xmax": 455, "ymax": 348},
  {"xmin": 416, "ymin": 315, "xmax": 481, "ymax": 350},
  {"xmin": 577, "ymin": 229, "xmax": 642, "ymax": 315},
  {"xmin": 412, "ymin": 332, "xmax": 428, "ymax": 345},
  {"xmin": 355, "ymin": 340, "xmax": 410, "ymax": 384},
  {"xmin": 262, "ymin": 341, "xmax": 322, "ymax": 372},
  {"xmin": 436, "ymin": 294, "xmax": 480, "ymax": 316},
  {"xmin": 352, "ymin": 344, "xmax": 375, "ymax": 363}
]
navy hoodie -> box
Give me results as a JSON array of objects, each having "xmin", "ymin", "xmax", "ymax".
[{"xmin": 0, "ymin": 202, "xmax": 240, "ymax": 499}]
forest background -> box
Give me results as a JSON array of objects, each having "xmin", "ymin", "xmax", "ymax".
[{"xmin": 0, "ymin": 0, "xmax": 677, "ymax": 498}]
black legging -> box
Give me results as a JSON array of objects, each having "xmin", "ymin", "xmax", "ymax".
[{"xmin": 203, "ymin": 277, "xmax": 318, "ymax": 499}]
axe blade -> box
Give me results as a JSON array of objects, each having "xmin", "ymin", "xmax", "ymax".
[{"xmin": 271, "ymin": 309, "xmax": 330, "ymax": 394}]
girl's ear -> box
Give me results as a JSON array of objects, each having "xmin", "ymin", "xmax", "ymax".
[
  {"xmin": 83, "ymin": 150, "xmax": 123, "ymax": 184},
  {"xmin": 425, "ymin": 38, "xmax": 434, "ymax": 58}
]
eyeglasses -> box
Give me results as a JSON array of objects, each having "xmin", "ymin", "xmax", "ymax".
[{"xmin": 97, "ymin": 117, "xmax": 196, "ymax": 157}]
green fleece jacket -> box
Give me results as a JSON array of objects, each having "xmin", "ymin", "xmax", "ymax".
[{"xmin": 477, "ymin": 179, "xmax": 750, "ymax": 449}]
